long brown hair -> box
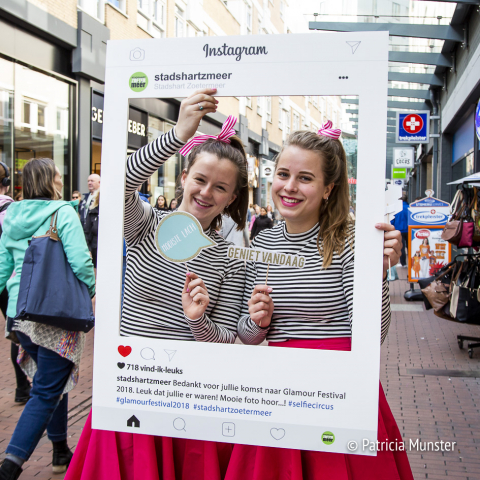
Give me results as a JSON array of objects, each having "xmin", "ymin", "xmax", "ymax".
[
  {"xmin": 176, "ymin": 137, "xmax": 249, "ymax": 231},
  {"xmin": 275, "ymin": 131, "xmax": 352, "ymax": 268},
  {"xmin": 23, "ymin": 158, "xmax": 61, "ymax": 200}
]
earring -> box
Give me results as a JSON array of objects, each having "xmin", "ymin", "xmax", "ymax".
[{"xmin": 325, "ymin": 196, "xmax": 329, "ymax": 204}]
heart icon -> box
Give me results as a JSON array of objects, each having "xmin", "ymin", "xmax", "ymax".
[
  {"xmin": 270, "ymin": 428, "xmax": 285, "ymax": 440},
  {"xmin": 118, "ymin": 346, "xmax": 132, "ymax": 357},
  {"xmin": 117, "ymin": 362, "xmax": 125, "ymax": 369}
]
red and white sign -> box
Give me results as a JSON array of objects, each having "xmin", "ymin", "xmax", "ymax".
[
  {"xmin": 348, "ymin": 178, "xmax": 357, "ymax": 184},
  {"xmin": 403, "ymin": 114, "xmax": 424, "ymax": 134},
  {"xmin": 415, "ymin": 229, "xmax": 430, "ymax": 239}
]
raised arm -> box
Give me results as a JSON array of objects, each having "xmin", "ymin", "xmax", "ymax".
[
  {"xmin": 124, "ymin": 129, "xmax": 185, "ymax": 246},
  {"xmin": 125, "ymin": 88, "xmax": 218, "ymax": 247}
]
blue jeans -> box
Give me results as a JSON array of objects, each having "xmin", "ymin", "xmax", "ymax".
[{"xmin": 6, "ymin": 331, "xmax": 73, "ymax": 461}]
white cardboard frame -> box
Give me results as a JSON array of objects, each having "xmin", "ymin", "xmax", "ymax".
[{"xmin": 93, "ymin": 32, "xmax": 388, "ymax": 455}]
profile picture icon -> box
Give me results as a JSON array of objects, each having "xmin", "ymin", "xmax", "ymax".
[{"xmin": 130, "ymin": 48, "xmax": 145, "ymax": 61}]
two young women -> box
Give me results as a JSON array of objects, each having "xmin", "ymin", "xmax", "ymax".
[{"xmin": 66, "ymin": 89, "xmax": 412, "ymax": 480}]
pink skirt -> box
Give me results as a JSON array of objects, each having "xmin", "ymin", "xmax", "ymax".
[
  {"xmin": 224, "ymin": 338, "xmax": 414, "ymax": 480},
  {"xmin": 65, "ymin": 418, "xmax": 233, "ymax": 480},
  {"xmin": 66, "ymin": 338, "xmax": 413, "ymax": 480}
]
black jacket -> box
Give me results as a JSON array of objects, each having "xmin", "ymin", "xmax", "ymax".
[
  {"xmin": 251, "ymin": 215, "xmax": 273, "ymax": 240},
  {"xmin": 85, "ymin": 205, "xmax": 99, "ymax": 250}
]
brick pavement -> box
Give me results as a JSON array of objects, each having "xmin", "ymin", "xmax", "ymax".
[{"xmin": 0, "ymin": 269, "xmax": 479, "ymax": 479}]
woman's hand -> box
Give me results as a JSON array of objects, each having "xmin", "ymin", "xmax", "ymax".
[
  {"xmin": 375, "ymin": 223, "xmax": 402, "ymax": 279},
  {"xmin": 175, "ymin": 89, "xmax": 219, "ymax": 142},
  {"xmin": 248, "ymin": 285, "xmax": 274, "ymax": 328},
  {"xmin": 182, "ymin": 272, "xmax": 210, "ymax": 320}
]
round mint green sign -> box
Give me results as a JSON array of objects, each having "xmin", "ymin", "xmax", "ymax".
[
  {"xmin": 155, "ymin": 212, "xmax": 216, "ymax": 263},
  {"xmin": 129, "ymin": 72, "xmax": 148, "ymax": 92}
]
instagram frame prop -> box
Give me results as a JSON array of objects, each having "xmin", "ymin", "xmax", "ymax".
[{"xmin": 93, "ymin": 32, "xmax": 388, "ymax": 455}]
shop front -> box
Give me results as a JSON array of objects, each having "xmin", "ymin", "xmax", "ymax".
[
  {"xmin": 91, "ymin": 92, "xmax": 183, "ymax": 207},
  {"xmin": 0, "ymin": 56, "xmax": 74, "ymax": 199},
  {"xmin": 451, "ymin": 110, "xmax": 475, "ymax": 186}
]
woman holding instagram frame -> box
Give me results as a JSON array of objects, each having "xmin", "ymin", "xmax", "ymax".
[
  {"xmin": 66, "ymin": 89, "xmax": 248, "ymax": 479},
  {"xmin": 229, "ymin": 125, "xmax": 413, "ymax": 480}
]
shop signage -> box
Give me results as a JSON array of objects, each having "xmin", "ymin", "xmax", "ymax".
[
  {"xmin": 392, "ymin": 167, "xmax": 406, "ymax": 179},
  {"xmin": 96, "ymin": 31, "xmax": 390, "ymax": 455},
  {"xmin": 393, "ymin": 179, "xmax": 404, "ymax": 188},
  {"xmin": 261, "ymin": 160, "xmax": 275, "ymax": 182},
  {"xmin": 393, "ymin": 147, "xmax": 414, "ymax": 168},
  {"xmin": 92, "ymin": 91, "xmax": 104, "ymax": 139},
  {"xmin": 91, "ymin": 92, "xmax": 147, "ymax": 148},
  {"xmin": 396, "ymin": 111, "xmax": 430, "ymax": 144},
  {"xmin": 407, "ymin": 191, "xmax": 451, "ymax": 283}
]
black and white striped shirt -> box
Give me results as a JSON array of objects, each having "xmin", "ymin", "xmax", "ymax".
[
  {"xmin": 120, "ymin": 129, "xmax": 245, "ymax": 343},
  {"xmin": 237, "ymin": 222, "xmax": 391, "ymax": 345}
]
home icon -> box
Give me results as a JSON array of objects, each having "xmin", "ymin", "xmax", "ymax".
[{"xmin": 127, "ymin": 415, "xmax": 140, "ymax": 428}]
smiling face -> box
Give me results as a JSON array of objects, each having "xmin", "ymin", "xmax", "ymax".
[
  {"xmin": 272, "ymin": 145, "xmax": 334, "ymax": 233},
  {"xmin": 179, "ymin": 152, "xmax": 238, "ymax": 229}
]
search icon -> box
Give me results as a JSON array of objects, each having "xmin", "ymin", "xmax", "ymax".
[
  {"xmin": 140, "ymin": 347, "xmax": 155, "ymax": 360},
  {"xmin": 173, "ymin": 418, "xmax": 186, "ymax": 431}
]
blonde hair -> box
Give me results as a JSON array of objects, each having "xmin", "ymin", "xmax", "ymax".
[
  {"xmin": 90, "ymin": 190, "xmax": 100, "ymax": 209},
  {"xmin": 275, "ymin": 131, "xmax": 352, "ymax": 268},
  {"xmin": 23, "ymin": 158, "xmax": 62, "ymax": 200}
]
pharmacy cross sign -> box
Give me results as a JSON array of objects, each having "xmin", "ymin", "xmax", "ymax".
[{"xmin": 403, "ymin": 114, "xmax": 423, "ymax": 134}]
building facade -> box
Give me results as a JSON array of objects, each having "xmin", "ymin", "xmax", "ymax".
[{"xmin": 0, "ymin": 0, "xmax": 351, "ymax": 208}]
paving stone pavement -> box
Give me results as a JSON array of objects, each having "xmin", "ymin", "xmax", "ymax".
[{"xmin": 0, "ymin": 268, "xmax": 479, "ymax": 479}]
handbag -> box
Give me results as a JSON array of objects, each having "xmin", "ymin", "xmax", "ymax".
[
  {"xmin": 441, "ymin": 197, "xmax": 464, "ymax": 245},
  {"xmin": 458, "ymin": 192, "xmax": 475, "ymax": 248},
  {"xmin": 420, "ymin": 264, "xmax": 454, "ymax": 312},
  {"xmin": 449, "ymin": 259, "xmax": 480, "ymax": 323},
  {"xmin": 418, "ymin": 261, "xmax": 454, "ymax": 310},
  {"xmin": 14, "ymin": 210, "xmax": 95, "ymax": 333},
  {"xmin": 471, "ymin": 188, "xmax": 480, "ymax": 245}
]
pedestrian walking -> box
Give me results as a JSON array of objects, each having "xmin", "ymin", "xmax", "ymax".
[
  {"xmin": 250, "ymin": 206, "xmax": 273, "ymax": 240},
  {"xmin": 71, "ymin": 191, "xmax": 82, "ymax": 202},
  {"xmin": 169, "ymin": 198, "xmax": 178, "ymax": 210},
  {"xmin": 266, "ymin": 204, "xmax": 274, "ymax": 220},
  {"xmin": 232, "ymin": 124, "xmax": 412, "ymax": 480},
  {"xmin": 84, "ymin": 190, "xmax": 99, "ymax": 269},
  {"xmin": 154, "ymin": 195, "xmax": 168, "ymax": 211},
  {"xmin": 218, "ymin": 214, "xmax": 246, "ymax": 246},
  {"xmin": 0, "ymin": 162, "xmax": 31, "ymax": 405},
  {"xmin": 78, "ymin": 174, "xmax": 100, "ymax": 230},
  {"xmin": 390, "ymin": 192, "xmax": 409, "ymax": 267},
  {"xmin": 0, "ymin": 157, "xmax": 95, "ymax": 479}
]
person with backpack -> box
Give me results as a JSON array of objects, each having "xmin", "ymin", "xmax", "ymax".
[
  {"xmin": 0, "ymin": 162, "xmax": 31, "ymax": 405},
  {"xmin": 0, "ymin": 158, "xmax": 96, "ymax": 479}
]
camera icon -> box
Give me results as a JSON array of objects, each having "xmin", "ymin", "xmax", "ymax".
[{"xmin": 130, "ymin": 48, "xmax": 145, "ymax": 61}]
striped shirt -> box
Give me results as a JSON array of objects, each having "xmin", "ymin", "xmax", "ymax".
[
  {"xmin": 120, "ymin": 128, "xmax": 245, "ymax": 343},
  {"xmin": 237, "ymin": 222, "xmax": 391, "ymax": 345}
]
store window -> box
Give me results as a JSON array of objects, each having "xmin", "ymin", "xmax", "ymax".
[
  {"xmin": 147, "ymin": 118, "xmax": 180, "ymax": 208},
  {"xmin": 0, "ymin": 58, "xmax": 14, "ymax": 179},
  {"xmin": 0, "ymin": 59, "xmax": 72, "ymax": 199}
]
